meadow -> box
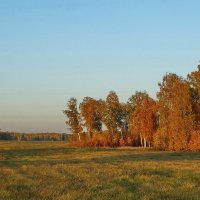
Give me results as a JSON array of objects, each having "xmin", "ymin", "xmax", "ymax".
[{"xmin": 0, "ymin": 141, "xmax": 200, "ymax": 200}]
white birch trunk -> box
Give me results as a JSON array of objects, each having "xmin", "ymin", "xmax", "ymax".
[{"xmin": 144, "ymin": 138, "xmax": 147, "ymax": 148}]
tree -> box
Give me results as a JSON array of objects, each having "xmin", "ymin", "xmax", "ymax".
[
  {"xmin": 188, "ymin": 65, "xmax": 200, "ymax": 130},
  {"xmin": 80, "ymin": 97, "xmax": 102, "ymax": 138},
  {"xmin": 118, "ymin": 103, "xmax": 129, "ymax": 138},
  {"xmin": 127, "ymin": 91, "xmax": 148, "ymax": 133},
  {"xmin": 128, "ymin": 92, "xmax": 156, "ymax": 147},
  {"xmin": 155, "ymin": 74, "xmax": 194, "ymax": 150},
  {"xmin": 63, "ymin": 98, "xmax": 83, "ymax": 141},
  {"xmin": 102, "ymin": 91, "xmax": 121, "ymax": 135}
]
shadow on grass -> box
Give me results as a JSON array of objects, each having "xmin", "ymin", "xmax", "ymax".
[
  {"xmin": 92, "ymin": 151, "xmax": 200, "ymax": 163},
  {"xmin": 0, "ymin": 146, "xmax": 200, "ymax": 168},
  {"xmin": 0, "ymin": 146, "xmax": 118, "ymax": 159},
  {"xmin": 0, "ymin": 146, "xmax": 148, "ymax": 161}
]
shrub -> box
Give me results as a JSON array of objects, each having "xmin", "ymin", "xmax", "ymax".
[
  {"xmin": 111, "ymin": 134, "xmax": 120, "ymax": 147},
  {"xmin": 188, "ymin": 131, "xmax": 200, "ymax": 152},
  {"xmin": 153, "ymin": 129, "xmax": 168, "ymax": 150},
  {"xmin": 126, "ymin": 136, "xmax": 134, "ymax": 146},
  {"xmin": 119, "ymin": 138, "xmax": 126, "ymax": 146}
]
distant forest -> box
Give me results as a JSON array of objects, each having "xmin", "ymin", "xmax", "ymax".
[
  {"xmin": 64, "ymin": 65, "xmax": 200, "ymax": 151},
  {"xmin": 0, "ymin": 131, "xmax": 71, "ymax": 142}
]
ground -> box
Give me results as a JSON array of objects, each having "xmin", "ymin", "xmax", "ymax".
[{"xmin": 0, "ymin": 141, "xmax": 200, "ymax": 200}]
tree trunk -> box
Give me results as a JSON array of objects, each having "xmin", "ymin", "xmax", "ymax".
[
  {"xmin": 78, "ymin": 133, "xmax": 81, "ymax": 142},
  {"xmin": 120, "ymin": 129, "xmax": 123, "ymax": 139},
  {"xmin": 140, "ymin": 134, "xmax": 143, "ymax": 147},
  {"xmin": 144, "ymin": 138, "xmax": 147, "ymax": 148},
  {"xmin": 149, "ymin": 142, "xmax": 151, "ymax": 148},
  {"xmin": 88, "ymin": 127, "xmax": 92, "ymax": 139},
  {"xmin": 17, "ymin": 135, "xmax": 21, "ymax": 142}
]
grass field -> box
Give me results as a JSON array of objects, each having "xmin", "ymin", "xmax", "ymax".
[{"xmin": 0, "ymin": 141, "xmax": 200, "ymax": 200}]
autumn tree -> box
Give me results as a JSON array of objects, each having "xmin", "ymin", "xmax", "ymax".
[
  {"xmin": 127, "ymin": 92, "xmax": 147, "ymax": 132},
  {"xmin": 188, "ymin": 65, "xmax": 200, "ymax": 130},
  {"xmin": 128, "ymin": 92, "xmax": 156, "ymax": 147},
  {"xmin": 118, "ymin": 103, "xmax": 129, "ymax": 138},
  {"xmin": 80, "ymin": 97, "xmax": 102, "ymax": 138},
  {"xmin": 63, "ymin": 98, "xmax": 83, "ymax": 141},
  {"xmin": 96, "ymin": 99, "xmax": 106, "ymax": 121},
  {"xmin": 102, "ymin": 91, "xmax": 122, "ymax": 135},
  {"xmin": 155, "ymin": 74, "xmax": 194, "ymax": 150}
]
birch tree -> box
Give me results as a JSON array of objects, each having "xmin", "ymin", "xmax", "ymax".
[{"xmin": 63, "ymin": 98, "xmax": 83, "ymax": 141}]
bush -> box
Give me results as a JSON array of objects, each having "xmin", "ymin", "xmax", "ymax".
[
  {"xmin": 153, "ymin": 129, "xmax": 168, "ymax": 150},
  {"xmin": 188, "ymin": 131, "xmax": 200, "ymax": 152},
  {"xmin": 119, "ymin": 138, "xmax": 126, "ymax": 146},
  {"xmin": 126, "ymin": 136, "xmax": 134, "ymax": 146}
]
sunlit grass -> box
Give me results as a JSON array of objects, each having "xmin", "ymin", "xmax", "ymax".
[{"xmin": 0, "ymin": 141, "xmax": 200, "ymax": 200}]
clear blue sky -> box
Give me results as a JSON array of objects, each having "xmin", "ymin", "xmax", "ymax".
[{"xmin": 0, "ymin": 0, "xmax": 199, "ymax": 133}]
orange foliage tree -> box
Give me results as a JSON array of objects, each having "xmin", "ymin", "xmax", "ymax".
[
  {"xmin": 155, "ymin": 74, "xmax": 194, "ymax": 150},
  {"xmin": 80, "ymin": 97, "xmax": 102, "ymax": 138},
  {"xmin": 128, "ymin": 92, "xmax": 156, "ymax": 147},
  {"xmin": 188, "ymin": 65, "xmax": 200, "ymax": 130}
]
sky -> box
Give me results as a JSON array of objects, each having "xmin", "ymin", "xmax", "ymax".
[{"xmin": 0, "ymin": 0, "xmax": 200, "ymax": 133}]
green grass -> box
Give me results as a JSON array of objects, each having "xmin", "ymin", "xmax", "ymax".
[{"xmin": 0, "ymin": 141, "xmax": 200, "ymax": 200}]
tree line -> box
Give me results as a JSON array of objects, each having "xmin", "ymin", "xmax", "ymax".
[
  {"xmin": 0, "ymin": 131, "xmax": 71, "ymax": 142},
  {"xmin": 64, "ymin": 65, "xmax": 200, "ymax": 151}
]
